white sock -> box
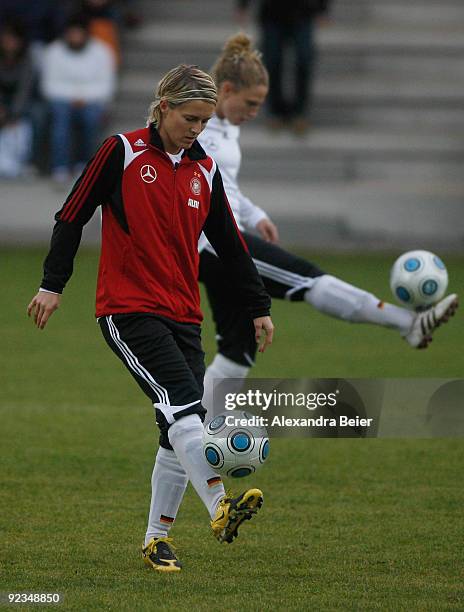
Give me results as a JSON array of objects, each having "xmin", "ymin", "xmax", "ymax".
[
  {"xmin": 144, "ymin": 446, "xmax": 188, "ymax": 545},
  {"xmin": 305, "ymin": 274, "xmax": 414, "ymax": 334},
  {"xmin": 168, "ymin": 414, "xmax": 225, "ymax": 519},
  {"xmin": 202, "ymin": 354, "xmax": 250, "ymax": 421}
]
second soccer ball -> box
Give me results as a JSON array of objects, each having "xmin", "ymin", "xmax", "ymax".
[{"xmin": 390, "ymin": 250, "xmax": 448, "ymax": 311}]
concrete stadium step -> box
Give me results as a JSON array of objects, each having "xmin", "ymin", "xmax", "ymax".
[
  {"xmin": 114, "ymin": 16, "xmax": 464, "ymax": 130},
  {"xmin": 114, "ymin": 68, "xmax": 464, "ymax": 131},
  {"xmin": 320, "ymin": 53, "xmax": 464, "ymax": 79},
  {"xmin": 112, "ymin": 36, "xmax": 464, "ymax": 132},
  {"xmin": 240, "ymin": 177, "xmax": 464, "ymax": 250},
  {"xmin": 118, "ymin": 69, "xmax": 464, "ymax": 102},
  {"xmin": 318, "ymin": 23, "xmax": 464, "ymax": 51},
  {"xmin": 107, "ymin": 0, "xmax": 464, "ymax": 216},
  {"xmin": 121, "ymin": 21, "xmax": 464, "ymax": 86},
  {"xmin": 9, "ymin": 1, "xmax": 462, "ymax": 250},
  {"xmin": 125, "ymin": 21, "xmax": 464, "ymax": 53},
  {"xmin": 337, "ymin": 0, "xmax": 464, "ymax": 27},
  {"xmin": 110, "ymin": 100, "xmax": 464, "ymax": 132},
  {"xmin": 316, "ymin": 73, "xmax": 464, "ymax": 101},
  {"xmin": 5, "ymin": 176, "xmax": 462, "ymax": 250},
  {"xmin": 136, "ymin": 0, "xmax": 464, "ymax": 28},
  {"xmin": 135, "ymin": 0, "xmax": 235, "ymax": 24},
  {"xmin": 310, "ymin": 104, "xmax": 464, "ymax": 130},
  {"xmin": 235, "ymin": 126, "xmax": 464, "ymax": 182},
  {"xmin": 123, "ymin": 45, "xmax": 464, "ymax": 80}
]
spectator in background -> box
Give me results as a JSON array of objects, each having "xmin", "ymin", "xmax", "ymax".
[
  {"xmin": 117, "ymin": 0, "xmax": 141, "ymax": 30},
  {"xmin": 0, "ymin": 2, "xmax": 73, "ymax": 174},
  {"xmin": 0, "ymin": 0, "xmax": 70, "ymax": 69},
  {"xmin": 80, "ymin": 0, "xmax": 121, "ymax": 66},
  {"xmin": 236, "ymin": 0, "xmax": 331, "ymax": 134},
  {"xmin": 41, "ymin": 14, "xmax": 116, "ymax": 183},
  {"xmin": 0, "ymin": 21, "xmax": 34, "ymax": 177}
]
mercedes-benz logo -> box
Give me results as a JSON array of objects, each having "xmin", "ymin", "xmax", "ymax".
[{"xmin": 140, "ymin": 164, "xmax": 157, "ymax": 183}]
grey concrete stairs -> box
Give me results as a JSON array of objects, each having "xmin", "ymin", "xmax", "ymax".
[
  {"xmin": 116, "ymin": 0, "xmax": 464, "ymax": 131},
  {"xmin": 105, "ymin": 0, "xmax": 464, "ymax": 250},
  {"xmin": 5, "ymin": 0, "xmax": 461, "ymax": 251}
]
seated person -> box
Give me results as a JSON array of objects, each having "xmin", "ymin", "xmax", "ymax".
[
  {"xmin": 40, "ymin": 13, "xmax": 116, "ymax": 182},
  {"xmin": 0, "ymin": 20, "xmax": 34, "ymax": 177}
]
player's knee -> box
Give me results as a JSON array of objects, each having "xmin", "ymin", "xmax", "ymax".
[
  {"xmin": 306, "ymin": 274, "xmax": 377, "ymax": 322},
  {"xmin": 209, "ymin": 353, "xmax": 251, "ymax": 377},
  {"xmin": 155, "ymin": 401, "xmax": 205, "ymax": 440},
  {"xmin": 167, "ymin": 413, "xmax": 204, "ymax": 447},
  {"xmin": 348, "ymin": 291, "xmax": 379, "ymax": 323}
]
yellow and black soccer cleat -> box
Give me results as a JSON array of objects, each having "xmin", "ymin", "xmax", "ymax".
[
  {"xmin": 142, "ymin": 537, "xmax": 181, "ymax": 572},
  {"xmin": 211, "ymin": 488, "xmax": 263, "ymax": 544}
]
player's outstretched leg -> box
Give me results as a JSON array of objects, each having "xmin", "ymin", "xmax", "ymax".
[
  {"xmin": 404, "ymin": 293, "xmax": 459, "ymax": 349},
  {"xmin": 305, "ymin": 275, "xmax": 459, "ymax": 350},
  {"xmin": 305, "ymin": 274, "xmax": 414, "ymax": 331},
  {"xmin": 142, "ymin": 537, "xmax": 182, "ymax": 572},
  {"xmin": 211, "ymin": 488, "xmax": 264, "ymax": 544}
]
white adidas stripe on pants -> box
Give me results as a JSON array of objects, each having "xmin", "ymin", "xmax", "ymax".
[{"xmin": 106, "ymin": 315, "xmax": 170, "ymax": 405}]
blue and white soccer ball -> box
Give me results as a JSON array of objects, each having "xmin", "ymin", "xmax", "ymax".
[
  {"xmin": 390, "ymin": 250, "xmax": 448, "ymax": 311},
  {"xmin": 202, "ymin": 411, "xmax": 269, "ymax": 478}
]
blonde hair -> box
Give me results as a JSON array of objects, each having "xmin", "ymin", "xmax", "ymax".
[
  {"xmin": 148, "ymin": 64, "xmax": 217, "ymax": 126},
  {"xmin": 211, "ymin": 33, "xmax": 268, "ymax": 90}
]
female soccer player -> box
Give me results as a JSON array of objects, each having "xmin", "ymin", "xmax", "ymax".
[
  {"xmin": 27, "ymin": 65, "xmax": 274, "ymax": 572},
  {"xmin": 198, "ymin": 34, "xmax": 458, "ymax": 414}
]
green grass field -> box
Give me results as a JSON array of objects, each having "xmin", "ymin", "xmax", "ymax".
[{"xmin": 1, "ymin": 248, "xmax": 463, "ymax": 611}]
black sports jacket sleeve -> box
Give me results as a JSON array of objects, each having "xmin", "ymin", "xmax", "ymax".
[
  {"xmin": 203, "ymin": 168, "xmax": 271, "ymax": 320},
  {"xmin": 40, "ymin": 137, "xmax": 123, "ymax": 293}
]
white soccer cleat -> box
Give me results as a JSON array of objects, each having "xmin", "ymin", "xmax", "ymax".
[{"xmin": 405, "ymin": 293, "xmax": 459, "ymax": 349}]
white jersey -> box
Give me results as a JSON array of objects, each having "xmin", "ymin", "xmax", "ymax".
[{"xmin": 198, "ymin": 115, "xmax": 268, "ymax": 252}]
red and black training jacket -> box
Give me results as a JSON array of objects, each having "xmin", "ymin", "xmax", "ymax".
[{"xmin": 41, "ymin": 124, "xmax": 271, "ymax": 324}]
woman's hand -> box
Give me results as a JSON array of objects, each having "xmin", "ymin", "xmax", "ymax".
[
  {"xmin": 27, "ymin": 292, "xmax": 61, "ymax": 329},
  {"xmin": 254, "ymin": 316, "xmax": 274, "ymax": 353},
  {"xmin": 256, "ymin": 218, "xmax": 279, "ymax": 243}
]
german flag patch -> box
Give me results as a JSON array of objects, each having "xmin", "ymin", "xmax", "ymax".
[
  {"xmin": 160, "ymin": 514, "xmax": 175, "ymax": 524},
  {"xmin": 207, "ymin": 476, "xmax": 222, "ymax": 488}
]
